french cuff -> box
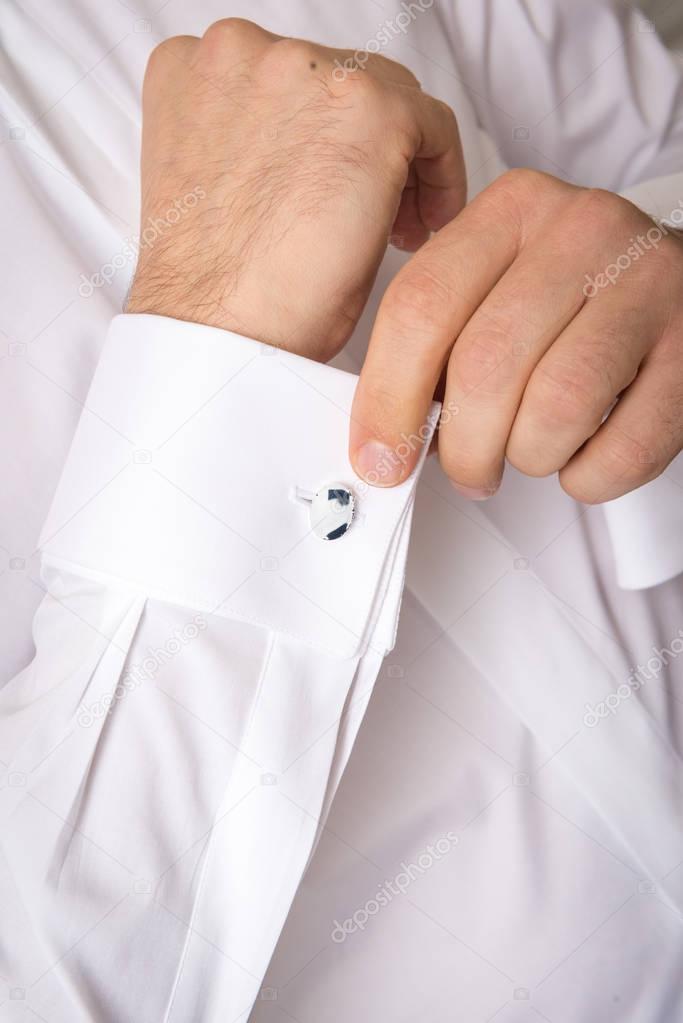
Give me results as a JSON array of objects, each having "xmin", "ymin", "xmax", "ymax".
[
  {"xmin": 39, "ymin": 314, "xmax": 438, "ymax": 659},
  {"xmin": 600, "ymin": 174, "xmax": 683, "ymax": 590}
]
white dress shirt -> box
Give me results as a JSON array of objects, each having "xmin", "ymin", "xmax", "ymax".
[{"xmin": 2, "ymin": 2, "xmax": 683, "ymax": 1020}]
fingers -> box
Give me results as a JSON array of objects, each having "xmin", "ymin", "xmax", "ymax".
[
  {"xmin": 438, "ymin": 206, "xmax": 587, "ymax": 494},
  {"xmin": 341, "ymin": 57, "xmax": 465, "ymax": 237},
  {"xmin": 352, "ymin": 168, "xmax": 678, "ymax": 498},
  {"xmin": 360, "ymin": 79, "xmax": 465, "ymax": 246},
  {"xmin": 439, "ymin": 201, "xmax": 666, "ymax": 495},
  {"xmin": 400, "ymin": 89, "xmax": 467, "ymax": 232},
  {"xmin": 558, "ymin": 328, "xmax": 683, "ymax": 503},
  {"xmin": 350, "ymin": 179, "xmax": 525, "ymax": 486},
  {"xmin": 336, "ymin": 50, "xmax": 465, "ymax": 226},
  {"xmin": 506, "ymin": 284, "xmax": 660, "ymax": 480},
  {"xmin": 386, "ymin": 90, "xmax": 466, "ymax": 251},
  {"xmin": 391, "ymin": 164, "xmax": 431, "ymax": 252}
]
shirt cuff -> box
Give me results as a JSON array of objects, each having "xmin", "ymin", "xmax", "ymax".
[
  {"xmin": 39, "ymin": 314, "xmax": 438, "ymax": 658},
  {"xmin": 601, "ymin": 174, "xmax": 683, "ymax": 590}
]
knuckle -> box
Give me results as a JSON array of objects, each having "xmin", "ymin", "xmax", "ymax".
[
  {"xmin": 328, "ymin": 59, "xmax": 389, "ymax": 99},
  {"xmin": 506, "ymin": 428, "xmax": 559, "ymax": 478},
  {"xmin": 438, "ymin": 443, "xmax": 490, "ymax": 488},
  {"xmin": 558, "ymin": 470, "xmax": 596, "ymax": 504},
  {"xmin": 593, "ymin": 429, "xmax": 662, "ymax": 491},
  {"xmin": 454, "ymin": 327, "xmax": 516, "ymax": 395},
  {"xmin": 442, "ymin": 100, "xmax": 461, "ymax": 139},
  {"xmin": 479, "ymin": 169, "xmax": 546, "ymax": 235},
  {"xmin": 484, "ymin": 169, "xmax": 572, "ymax": 235},
  {"xmin": 375, "ymin": 53, "xmax": 420, "ymax": 86},
  {"xmin": 145, "ymin": 36, "xmax": 184, "ymax": 76},
  {"xmin": 527, "ymin": 357, "xmax": 602, "ymax": 427},
  {"xmin": 255, "ymin": 37, "xmax": 320, "ymax": 82},
  {"xmin": 507, "ymin": 439, "xmax": 556, "ymax": 478},
  {"xmin": 423, "ymin": 96, "xmax": 459, "ymax": 146},
  {"xmin": 200, "ymin": 18, "xmax": 266, "ymax": 63},
  {"xmin": 492, "ymin": 168, "xmax": 555, "ymax": 207},
  {"xmin": 573, "ymin": 187, "xmax": 631, "ymax": 233},
  {"xmin": 268, "ymin": 36, "xmax": 317, "ymax": 62},
  {"xmin": 350, "ymin": 51, "xmax": 420, "ymax": 89},
  {"xmin": 434, "ymin": 96, "xmax": 456, "ymax": 119},
  {"xmin": 337, "ymin": 67, "xmax": 385, "ymax": 106},
  {"xmin": 498, "ymin": 167, "xmax": 546, "ymax": 192},
  {"xmin": 384, "ymin": 265, "xmax": 454, "ymax": 337},
  {"xmin": 203, "ymin": 17, "xmax": 260, "ymax": 43}
]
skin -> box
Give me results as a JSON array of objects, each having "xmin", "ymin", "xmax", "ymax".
[
  {"xmin": 127, "ymin": 18, "xmax": 465, "ymax": 358},
  {"xmin": 130, "ymin": 19, "xmax": 683, "ymax": 506},
  {"xmin": 350, "ymin": 171, "xmax": 683, "ymax": 503}
]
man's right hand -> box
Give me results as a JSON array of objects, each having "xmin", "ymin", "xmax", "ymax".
[{"xmin": 126, "ymin": 18, "xmax": 465, "ymax": 360}]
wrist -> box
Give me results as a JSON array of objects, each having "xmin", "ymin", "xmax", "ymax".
[
  {"xmin": 126, "ymin": 273, "xmax": 226, "ymax": 331},
  {"xmin": 126, "ymin": 267, "xmax": 346, "ymax": 362}
]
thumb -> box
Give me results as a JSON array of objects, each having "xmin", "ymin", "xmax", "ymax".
[{"xmin": 349, "ymin": 271, "xmax": 452, "ymax": 486}]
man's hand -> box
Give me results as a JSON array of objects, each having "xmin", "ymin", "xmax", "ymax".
[
  {"xmin": 127, "ymin": 18, "xmax": 465, "ymax": 360},
  {"xmin": 350, "ymin": 169, "xmax": 683, "ymax": 503}
]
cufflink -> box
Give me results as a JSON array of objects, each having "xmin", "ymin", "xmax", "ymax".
[
  {"xmin": 293, "ymin": 482, "xmax": 355, "ymax": 540},
  {"xmin": 292, "ymin": 482, "xmax": 356, "ymax": 540}
]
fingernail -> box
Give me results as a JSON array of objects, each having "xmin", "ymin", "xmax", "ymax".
[
  {"xmin": 451, "ymin": 482, "xmax": 498, "ymax": 501},
  {"xmin": 355, "ymin": 440, "xmax": 406, "ymax": 487}
]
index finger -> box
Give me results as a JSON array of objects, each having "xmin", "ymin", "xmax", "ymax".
[
  {"xmin": 392, "ymin": 86, "xmax": 467, "ymax": 234},
  {"xmin": 349, "ymin": 182, "xmax": 523, "ymax": 486}
]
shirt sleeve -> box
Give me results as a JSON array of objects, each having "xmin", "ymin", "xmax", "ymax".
[
  {"xmin": 599, "ymin": 171, "xmax": 683, "ymax": 591},
  {"xmin": 445, "ymin": 0, "xmax": 683, "ymax": 191},
  {"xmin": 0, "ymin": 313, "xmax": 438, "ymax": 1021}
]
